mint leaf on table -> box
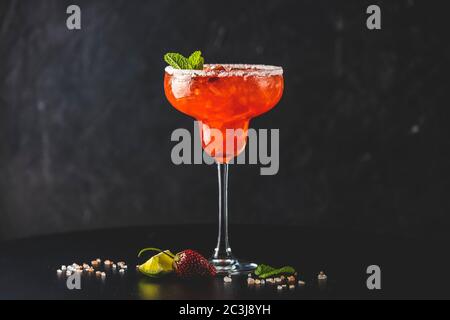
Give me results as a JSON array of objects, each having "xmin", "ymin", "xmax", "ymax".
[
  {"xmin": 259, "ymin": 266, "xmax": 296, "ymax": 279},
  {"xmin": 164, "ymin": 51, "xmax": 204, "ymax": 70},
  {"xmin": 255, "ymin": 264, "xmax": 275, "ymax": 276},
  {"xmin": 254, "ymin": 264, "xmax": 296, "ymax": 279},
  {"xmin": 188, "ymin": 50, "xmax": 204, "ymax": 69}
]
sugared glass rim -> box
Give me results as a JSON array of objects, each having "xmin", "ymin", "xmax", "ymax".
[{"xmin": 165, "ymin": 64, "xmax": 283, "ymax": 77}]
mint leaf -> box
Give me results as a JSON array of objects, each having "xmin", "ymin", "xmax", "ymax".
[
  {"xmin": 254, "ymin": 264, "xmax": 296, "ymax": 279},
  {"xmin": 188, "ymin": 50, "xmax": 204, "ymax": 70},
  {"xmin": 164, "ymin": 51, "xmax": 204, "ymax": 70},
  {"xmin": 255, "ymin": 264, "xmax": 275, "ymax": 276},
  {"xmin": 164, "ymin": 53, "xmax": 191, "ymax": 69},
  {"xmin": 259, "ymin": 266, "xmax": 296, "ymax": 279}
]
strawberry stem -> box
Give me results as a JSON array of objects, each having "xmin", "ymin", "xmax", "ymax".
[{"xmin": 138, "ymin": 248, "xmax": 176, "ymax": 259}]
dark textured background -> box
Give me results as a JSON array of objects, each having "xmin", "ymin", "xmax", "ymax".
[{"xmin": 0, "ymin": 0, "xmax": 449, "ymax": 241}]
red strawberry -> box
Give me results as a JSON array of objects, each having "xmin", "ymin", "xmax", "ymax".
[
  {"xmin": 138, "ymin": 248, "xmax": 216, "ymax": 278},
  {"xmin": 173, "ymin": 249, "xmax": 216, "ymax": 278}
]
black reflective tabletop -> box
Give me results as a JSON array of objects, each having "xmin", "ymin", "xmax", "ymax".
[{"xmin": 0, "ymin": 225, "xmax": 448, "ymax": 299}]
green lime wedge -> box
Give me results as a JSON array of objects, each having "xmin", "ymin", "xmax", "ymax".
[{"xmin": 139, "ymin": 250, "xmax": 174, "ymax": 278}]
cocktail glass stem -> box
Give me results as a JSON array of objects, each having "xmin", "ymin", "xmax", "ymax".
[
  {"xmin": 210, "ymin": 163, "xmax": 257, "ymax": 274},
  {"xmin": 211, "ymin": 163, "xmax": 236, "ymax": 269}
]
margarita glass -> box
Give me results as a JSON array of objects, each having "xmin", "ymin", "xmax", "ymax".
[{"xmin": 164, "ymin": 64, "xmax": 284, "ymax": 273}]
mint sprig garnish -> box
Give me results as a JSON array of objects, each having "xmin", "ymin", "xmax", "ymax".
[
  {"xmin": 188, "ymin": 51, "xmax": 204, "ymax": 69},
  {"xmin": 164, "ymin": 53, "xmax": 191, "ymax": 69},
  {"xmin": 254, "ymin": 264, "xmax": 296, "ymax": 279},
  {"xmin": 164, "ymin": 50, "xmax": 204, "ymax": 70}
]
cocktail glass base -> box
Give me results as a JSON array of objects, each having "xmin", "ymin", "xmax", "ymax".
[{"xmin": 210, "ymin": 258, "xmax": 257, "ymax": 275}]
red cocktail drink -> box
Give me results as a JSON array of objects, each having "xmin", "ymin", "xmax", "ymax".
[
  {"xmin": 164, "ymin": 64, "xmax": 284, "ymax": 273},
  {"xmin": 164, "ymin": 65, "xmax": 283, "ymax": 163}
]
